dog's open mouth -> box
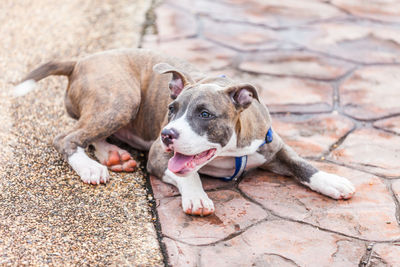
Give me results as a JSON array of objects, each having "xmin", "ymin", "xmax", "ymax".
[{"xmin": 168, "ymin": 148, "xmax": 216, "ymax": 174}]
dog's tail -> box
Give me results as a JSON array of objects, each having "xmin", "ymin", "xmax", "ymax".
[{"xmin": 14, "ymin": 61, "xmax": 76, "ymax": 97}]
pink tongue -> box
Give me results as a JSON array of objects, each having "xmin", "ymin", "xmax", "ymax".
[{"xmin": 168, "ymin": 152, "xmax": 194, "ymax": 173}]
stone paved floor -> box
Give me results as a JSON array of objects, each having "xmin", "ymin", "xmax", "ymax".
[{"xmin": 142, "ymin": 0, "xmax": 400, "ymax": 266}]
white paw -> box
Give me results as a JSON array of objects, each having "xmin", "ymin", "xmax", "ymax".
[
  {"xmin": 305, "ymin": 171, "xmax": 355, "ymax": 200},
  {"xmin": 68, "ymin": 147, "xmax": 110, "ymax": 185},
  {"xmin": 181, "ymin": 193, "xmax": 215, "ymax": 216}
]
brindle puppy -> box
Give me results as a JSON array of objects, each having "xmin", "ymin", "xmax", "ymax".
[{"xmin": 15, "ymin": 49, "xmax": 355, "ymax": 216}]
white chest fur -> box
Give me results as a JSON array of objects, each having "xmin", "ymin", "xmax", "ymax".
[
  {"xmin": 199, "ymin": 151, "xmax": 267, "ymax": 178},
  {"xmin": 199, "ymin": 133, "xmax": 268, "ymax": 178}
]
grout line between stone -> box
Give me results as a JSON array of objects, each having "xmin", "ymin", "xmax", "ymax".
[
  {"xmin": 162, "ymin": 216, "xmax": 270, "ymax": 247},
  {"xmin": 372, "ymin": 125, "xmax": 400, "ymax": 137},
  {"xmin": 343, "ymin": 112, "xmax": 400, "ymax": 123},
  {"xmin": 322, "ymin": 123, "xmax": 357, "ymax": 158},
  {"xmin": 203, "ymin": 35, "xmax": 282, "ymax": 54},
  {"xmin": 323, "ymin": 159, "xmax": 400, "ymax": 180},
  {"xmin": 304, "ymin": 47, "xmax": 400, "ymax": 66},
  {"xmin": 270, "ymin": 110, "xmax": 333, "ymax": 116},
  {"xmin": 331, "ymin": 66, "xmax": 358, "ymax": 109},
  {"xmin": 238, "ymin": 68, "xmax": 349, "ymax": 83},
  {"xmin": 194, "ymin": 12, "xmax": 280, "ymax": 30},
  {"xmin": 236, "ymin": 186, "xmax": 400, "ymax": 244},
  {"xmin": 324, "ymin": 2, "xmax": 400, "ymax": 27},
  {"xmin": 263, "ymin": 253, "xmax": 301, "ymax": 267}
]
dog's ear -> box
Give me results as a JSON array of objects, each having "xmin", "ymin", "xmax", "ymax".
[
  {"xmin": 226, "ymin": 84, "xmax": 260, "ymax": 110},
  {"xmin": 153, "ymin": 63, "xmax": 193, "ymax": 99}
]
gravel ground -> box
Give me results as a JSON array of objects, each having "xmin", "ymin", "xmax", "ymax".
[{"xmin": 0, "ymin": 0, "xmax": 163, "ymax": 265}]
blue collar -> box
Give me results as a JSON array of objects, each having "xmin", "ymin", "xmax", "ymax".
[{"xmin": 220, "ymin": 127, "xmax": 273, "ymax": 181}]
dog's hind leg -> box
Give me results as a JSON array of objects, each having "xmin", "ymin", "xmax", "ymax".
[
  {"xmin": 54, "ymin": 107, "xmax": 137, "ymax": 184},
  {"xmin": 260, "ymin": 143, "xmax": 355, "ymax": 200},
  {"xmin": 91, "ymin": 139, "xmax": 137, "ymax": 172}
]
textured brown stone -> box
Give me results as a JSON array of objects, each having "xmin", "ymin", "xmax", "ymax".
[
  {"xmin": 340, "ymin": 67, "xmax": 400, "ymax": 120},
  {"xmin": 331, "ymin": 0, "xmax": 400, "ymax": 23},
  {"xmin": 171, "ymin": 0, "xmax": 346, "ymax": 28},
  {"xmin": 374, "ymin": 116, "xmax": 400, "ymax": 135},
  {"xmin": 239, "ymin": 51, "xmax": 352, "ymax": 80},
  {"xmin": 290, "ymin": 22, "xmax": 400, "ymax": 64},
  {"xmin": 272, "ymin": 113, "xmax": 354, "ymax": 157},
  {"xmin": 156, "ymin": 190, "xmax": 267, "ymax": 245},
  {"xmin": 150, "ymin": 175, "xmax": 232, "ymax": 200},
  {"xmin": 260, "ymin": 78, "xmax": 333, "ymax": 113},
  {"xmin": 150, "ymin": 175, "xmax": 178, "ymax": 199},
  {"xmin": 226, "ymin": 71, "xmax": 333, "ymax": 113},
  {"xmin": 199, "ymin": 220, "xmax": 365, "ymax": 266},
  {"xmin": 330, "ymin": 128, "xmax": 400, "ymax": 177},
  {"xmin": 163, "ymin": 238, "xmax": 198, "ymax": 267},
  {"xmin": 154, "ymin": 4, "xmax": 197, "ymax": 40},
  {"xmin": 239, "ymin": 163, "xmax": 400, "ymax": 241},
  {"xmin": 202, "ymin": 18, "xmax": 283, "ymax": 52},
  {"xmin": 370, "ymin": 243, "xmax": 400, "ymax": 267},
  {"xmin": 143, "ymin": 38, "xmax": 236, "ymax": 71}
]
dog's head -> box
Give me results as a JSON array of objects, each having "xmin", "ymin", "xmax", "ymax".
[{"xmin": 154, "ymin": 63, "xmax": 261, "ymax": 175}]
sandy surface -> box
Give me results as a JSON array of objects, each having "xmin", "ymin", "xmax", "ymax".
[{"xmin": 0, "ymin": 0, "xmax": 163, "ymax": 265}]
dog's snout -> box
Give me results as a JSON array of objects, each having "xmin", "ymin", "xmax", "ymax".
[{"xmin": 161, "ymin": 128, "xmax": 179, "ymax": 146}]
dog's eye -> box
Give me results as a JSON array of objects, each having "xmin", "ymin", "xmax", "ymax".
[
  {"xmin": 199, "ymin": 110, "xmax": 213, "ymax": 119},
  {"xmin": 168, "ymin": 105, "xmax": 175, "ymax": 114}
]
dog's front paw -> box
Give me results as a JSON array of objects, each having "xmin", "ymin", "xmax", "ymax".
[
  {"xmin": 68, "ymin": 147, "xmax": 110, "ymax": 185},
  {"xmin": 78, "ymin": 162, "xmax": 109, "ymax": 185},
  {"xmin": 181, "ymin": 193, "xmax": 215, "ymax": 216},
  {"xmin": 306, "ymin": 171, "xmax": 355, "ymax": 200}
]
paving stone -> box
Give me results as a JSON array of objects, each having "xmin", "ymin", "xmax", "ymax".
[
  {"xmin": 290, "ymin": 22, "xmax": 400, "ymax": 64},
  {"xmin": 150, "ymin": 176, "xmax": 178, "ymax": 200},
  {"xmin": 201, "ymin": 18, "xmax": 286, "ymax": 52},
  {"xmin": 199, "ymin": 220, "xmax": 366, "ymax": 267},
  {"xmin": 171, "ymin": 0, "xmax": 346, "ymax": 28},
  {"xmin": 330, "ymin": 128, "xmax": 400, "ymax": 177},
  {"xmin": 239, "ymin": 51, "xmax": 353, "ymax": 80},
  {"xmin": 272, "ymin": 113, "xmax": 354, "ymax": 157},
  {"xmin": 163, "ymin": 237, "xmax": 198, "ymax": 267},
  {"xmin": 154, "ymin": 4, "xmax": 197, "ymax": 40},
  {"xmin": 143, "ymin": 38, "xmax": 236, "ymax": 71},
  {"xmin": 224, "ymin": 71, "xmax": 334, "ymax": 113},
  {"xmin": 260, "ymin": 77, "xmax": 333, "ymax": 113},
  {"xmin": 340, "ymin": 66, "xmax": 400, "ymax": 120},
  {"xmin": 156, "ymin": 190, "xmax": 267, "ymax": 245},
  {"xmin": 374, "ymin": 116, "xmax": 400, "ymax": 135},
  {"xmin": 369, "ymin": 243, "xmax": 400, "ymax": 267},
  {"xmin": 150, "ymin": 175, "xmax": 232, "ymax": 200},
  {"xmin": 331, "ymin": 0, "xmax": 400, "ymax": 23},
  {"xmin": 239, "ymin": 162, "xmax": 400, "ymax": 241}
]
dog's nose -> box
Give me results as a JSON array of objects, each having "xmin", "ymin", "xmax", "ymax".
[{"xmin": 161, "ymin": 128, "xmax": 179, "ymax": 146}]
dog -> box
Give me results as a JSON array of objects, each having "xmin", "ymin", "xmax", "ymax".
[{"xmin": 15, "ymin": 49, "xmax": 355, "ymax": 216}]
